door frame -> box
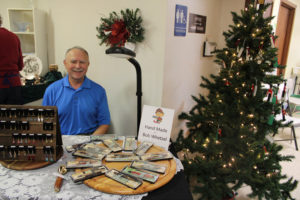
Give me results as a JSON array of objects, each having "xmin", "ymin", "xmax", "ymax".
[{"xmin": 275, "ymin": 0, "xmax": 296, "ymax": 75}]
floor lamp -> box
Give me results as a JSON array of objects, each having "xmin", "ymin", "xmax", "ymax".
[{"xmin": 105, "ymin": 47, "xmax": 142, "ymax": 137}]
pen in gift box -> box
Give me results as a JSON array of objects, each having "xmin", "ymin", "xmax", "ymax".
[
  {"xmin": 135, "ymin": 141, "xmax": 153, "ymax": 156},
  {"xmin": 140, "ymin": 151, "xmax": 173, "ymax": 161},
  {"xmin": 105, "ymin": 169, "xmax": 142, "ymax": 189},
  {"xmin": 122, "ymin": 166, "xmax": 159, "ymax": 183},
  {"xmin": 71, "ymin": 166, "xmax": 108, "ymax": 183},
  {"xmin": 102, "ymin": 138, "xmax": 122, "ymax": 152},
  {"xmin": 131, "ymin": 160, "xmax": 167, "ymax": 174},
  {"xmin": 66, "ymin": 159, "xmax": 102, "ymax": 169},
  {"xmin": 123, "ymin": 136, "xmax": 137, "ymax": 152}
]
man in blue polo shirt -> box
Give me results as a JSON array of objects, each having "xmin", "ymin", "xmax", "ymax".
[{"xmin": 42, "ymin": 46, "xmax": 110, "ymax": 135}]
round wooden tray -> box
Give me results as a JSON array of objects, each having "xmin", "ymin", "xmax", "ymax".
[
  {"xmin": 77, "ymin": 141, "xmax": 177, "ymax": 195},
  {"xmin": 0, "ymin": 146, "xmax": 63, "ymax": 170}
]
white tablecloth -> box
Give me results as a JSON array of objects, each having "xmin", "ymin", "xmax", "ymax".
[{"xmin": 0, "ymin": 136, "xmax": 183, "ymax": 200}]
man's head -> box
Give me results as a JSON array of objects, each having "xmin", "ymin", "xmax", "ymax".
[
  {"xmin": 64, "ymin": 46, "xmax": 90, "ymax": 84},
  {"xmin": 0, "ymin": 15, "xmax": 2, "ymax": 27}
]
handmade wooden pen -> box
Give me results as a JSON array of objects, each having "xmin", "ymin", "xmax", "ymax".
[
  {"xmin": 54, "ymin": 176, "xmax": 63, "ymax": 192},
  {"xmin": 54, "ymin": 165, "xmax": 67, "ymax": 192}
]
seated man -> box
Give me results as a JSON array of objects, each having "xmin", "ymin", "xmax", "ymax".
[{"xmin": 43, "ymin": 46, "xmax": 110, "ymax": 135}]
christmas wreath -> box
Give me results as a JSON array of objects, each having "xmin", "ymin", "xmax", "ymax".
[{"xmin": 96, "ymin": 8, "xmax": 145, "ymax": 47}]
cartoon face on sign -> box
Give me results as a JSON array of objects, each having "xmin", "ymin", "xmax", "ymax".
[{"xmin": 153, "ymin": 108, "xmax": 164, "ymax": 124}]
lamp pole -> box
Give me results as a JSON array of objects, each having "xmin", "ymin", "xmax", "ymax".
[
  {"xmin": 105, "ymin": 47, "xmax": 142, "ymax": 137},
  {"xmin": 128, "ymin": 58, "xmax": 142, "ymax": 136}
]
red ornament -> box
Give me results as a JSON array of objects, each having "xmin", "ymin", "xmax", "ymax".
[
  {"xmin": 270, "ymin": 34, "xmax": 275, "ymax": 47},
  {"xmin": 235, "ymin": 39, "xmax": 241, "ymax": 47},
  {"xmin": 108, "ymin": 20, "xmax": 130, "ymax": 47},
  {"xmin": 266, "ymin": 88, "xmax": 273, "ymax": 102},
  {"xmin": 263, "ymin": 146, "xmax": 268, "ymax": 153},
  {"xmin": 222, "ymin": 191, "xmax": 236, "ymax": 200},
  {"xmin": 251, "ymin": 83, "xmax": 257, "ymax": 96}
]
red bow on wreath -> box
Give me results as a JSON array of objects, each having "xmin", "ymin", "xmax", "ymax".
[{"xmin": 108, "ymin": 20, "xmax": 130, "ymax": 47}]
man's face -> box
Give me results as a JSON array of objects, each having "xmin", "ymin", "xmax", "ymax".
[{"xmin": 64, "ymin": 49, "xmax": 89, "ymax": 83}]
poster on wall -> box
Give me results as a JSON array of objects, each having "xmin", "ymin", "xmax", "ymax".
[
  {"xmin": 138, "ymin": 105, "xmax": 174, "ymax": 150},
  {"xmin": 188, "ymin": 13, "xmax": 206, "ymax": 34},
  {"xmin": 174, "ymin": 4, "xmax": 188, "ymax": 36}
]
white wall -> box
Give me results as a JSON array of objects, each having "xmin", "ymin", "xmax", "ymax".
[{"xmin": 162, "ymin": 0, "xmax": 244, "ymax": 141}]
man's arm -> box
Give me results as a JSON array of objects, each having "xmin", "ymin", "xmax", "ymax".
[{"xmin": 92, "ymin": 124, "xmax": 109, "ymax": 135}]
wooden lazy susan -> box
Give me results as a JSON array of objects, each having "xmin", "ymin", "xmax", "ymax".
[{"xmin": 76, "ymin": 140, "xmax": 177, "ymax": 195}]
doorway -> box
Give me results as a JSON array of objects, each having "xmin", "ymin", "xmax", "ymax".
[{"xmin": 275, "ymin": 0, "xmax": 296, "ymax": 76}]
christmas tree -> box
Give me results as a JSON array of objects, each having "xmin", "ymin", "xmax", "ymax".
[{"xmin": 174, "ymin": 1, "xmax": 297, "ymax": 199}]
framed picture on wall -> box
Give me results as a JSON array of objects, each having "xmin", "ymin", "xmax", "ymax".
[{"xmin": 188, "ymin": 13, "xmax": 206, "ymax": 34}]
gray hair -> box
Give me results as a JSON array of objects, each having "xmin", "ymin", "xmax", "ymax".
[{"xmin": 65, "ymin": 46, "xmax": 89, "ymax": 58}]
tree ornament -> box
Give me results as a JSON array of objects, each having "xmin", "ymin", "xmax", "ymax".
[
  {"xmin": 266, "ymin": 86, "xmax": 273, "ymax": 102},
  {"xmin": 281, "ymin": 104, "xmax": 286, "ymax": 121},
  {"xmin": 238, "ymin": 47, "xmax": 244, "ymax": 57},
  {"xmin": 272, "ymin": 93, "xmax": 277, "ymax": 105},
  {"xmin": 273, "ymin": 57, "xmax": 279, "ymax": 68},
  {"xmin": 257, "ymin": 59, "xmax": 262, "ymax": 64},
  {"xmin": 235, "ymin": 38, "xmax": 241, "ymax": 47},
  {"xmin": 251, "ymin": 79, "xmax": 258, "ymax": 96},
  {"xmin": 246, "ymin": 47, "xmax": 250, "ymax": 61},
  {"xmin": 270, "ymin": 34, "xmax": 275, "ymax": 48},
  {"xmin": 281, "ymin": 81, "xmax": 287, "ymax": 99},
  {"xmin": 225, "ymin": 80, "xmax": 230, "ymax": 86},
  {"xmin": 267, "ymin": 111, "xmax": 275, "ymax": 125},
  {"xmin": 263, "ymin": 145, "xmax": 268, "ymax": 154},
  {"xmin": 216, "ymin": 128, "xmax": 222, "ymax": 139},
  {"xmin": 222, "ymin": 60, "xmax": 227, "ymax": 68}
]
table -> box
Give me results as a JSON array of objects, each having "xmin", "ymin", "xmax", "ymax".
[
  {"xmin": 21, "ymin": 82, "xmax": 50, "ymax": 104},
  {"xmin": 21, "ymin": 71, "xmax": 63, "ymax": 104},
  {"xmin": 0, "ymin": 136, "xmax": 192, "ymax": 200}
]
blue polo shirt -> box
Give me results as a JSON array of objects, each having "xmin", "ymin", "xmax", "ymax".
[{"xmin": 42, "ymin": 76, "xmax": 110, "ymax": 135}]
